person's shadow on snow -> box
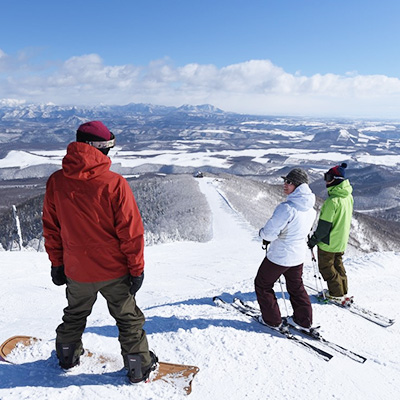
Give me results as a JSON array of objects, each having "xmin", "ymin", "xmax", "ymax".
[
  {"xmin": 0, "ymin": 352, "xmax": 126, "ymax": 389},
  {"xmin": 85, "ymin": 291, "xmax": 291, "ymax": 336}
]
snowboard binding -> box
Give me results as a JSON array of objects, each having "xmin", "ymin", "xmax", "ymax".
[
  {"xmin": 56, "ymin": 342, "xmax": 83, "ymax": 369},
  {"xmin": 126, "ymin": 351, "xmax": 159, "ymax": 384}
]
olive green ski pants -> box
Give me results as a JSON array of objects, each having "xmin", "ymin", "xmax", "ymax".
[
  {"xmin": 55, "ymin": 274, "xmax": 151, "ymax": 367},
  {"xmin": 317, "ymin": 248, "xmax": 348, "ymax": 297}
]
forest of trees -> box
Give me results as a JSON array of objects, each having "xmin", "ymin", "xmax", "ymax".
[{"xmin": 0, "ymin": 174, "xmax": 212, "ymax": 250}]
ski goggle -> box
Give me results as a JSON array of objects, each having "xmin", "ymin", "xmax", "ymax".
[
  {"xmin": 283, "ymin": 179, "xmax": 294, "ymax": 185},
  {"xmin": 324, "ymin": 172, "xmax": 334, "ymax": 182},
  {"xmin": 86, "ymin": 133, "xmax": 116, "ymax": 149}
]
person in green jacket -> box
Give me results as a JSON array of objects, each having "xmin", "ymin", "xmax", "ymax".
[{"xmin": 308, "ymin": 163, "xmax": 353, "ymax": 299}]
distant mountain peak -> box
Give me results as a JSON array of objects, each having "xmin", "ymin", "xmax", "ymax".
[{"xmin": 176, "ymin": 104, "xmax": 225, "ymax": 113}]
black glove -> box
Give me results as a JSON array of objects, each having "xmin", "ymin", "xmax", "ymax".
[
  {"xmin": 307, "ymin": 236, "xmax": 317, "ymax": 249},
  {"xmin": 262, "ymin": 240, "xmax": 270, "ymax": 250},
  {"xmin": 129, "ymin": 273, "xmax": 144, "ymax": 295},
  {"xmin": 51, "ymin": 265, "xmax": 67, "ymax": 286}
]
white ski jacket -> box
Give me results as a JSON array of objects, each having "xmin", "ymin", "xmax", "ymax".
[{"xmin": 259, "ymin": 183, "xmax": 316, "ymax": 267}]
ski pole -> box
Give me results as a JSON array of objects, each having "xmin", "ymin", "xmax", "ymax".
[
  {"xmin": 310, "ymin": 247, "xmax": 319, "ymax": 291},
  {"xmin": 310, "ymin": 248, "xmax": 326, "ymax": 300},
  {"xmin": 279, "ymin": 277, "xmax": 290, "ymax": 317}
]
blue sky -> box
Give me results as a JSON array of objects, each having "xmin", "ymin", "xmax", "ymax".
[{"xmin": 1, "ymin": 0, "xmax": 400, "ymax": 118}]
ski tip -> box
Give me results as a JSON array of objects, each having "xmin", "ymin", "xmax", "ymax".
[{"xmin": 213, "ymin": 296, "xmax": 224, "ymax": 304}]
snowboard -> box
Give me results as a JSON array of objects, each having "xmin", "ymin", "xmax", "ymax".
[{"xmin": 0, "ymin": 335, "xmax": 199, "ymax": 395}]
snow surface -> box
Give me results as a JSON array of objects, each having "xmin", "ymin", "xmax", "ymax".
[{"xmin": 1, "ymin": 177, "xmax": 400, "ymax": 399}]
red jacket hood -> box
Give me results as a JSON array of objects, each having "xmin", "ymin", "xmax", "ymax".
[{"xmin": 62, "ymin": 142, "xmax": 111, "ymax": 180}]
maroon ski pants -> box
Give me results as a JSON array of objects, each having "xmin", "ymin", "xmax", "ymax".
[{"xmin": 255, "ymin": 257, "xmax": 312, "ymax": 328}]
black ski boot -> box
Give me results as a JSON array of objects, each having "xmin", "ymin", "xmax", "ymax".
[
  {"xmin": 56, "ymin": 342, "xmax": 83, "ymax": 369},
  {"xmin": 126, "ymin": 351, "xmax": 158, "ymax": 383}
]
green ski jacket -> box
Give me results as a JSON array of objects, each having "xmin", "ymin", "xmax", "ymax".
[{"xmin": 309, "ymin": 179, "xmax": 353, "ymax": 253}]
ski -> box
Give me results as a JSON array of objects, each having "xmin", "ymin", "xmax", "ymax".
[
  {"xmin": 304, "ymin": 284, "xmax": 395, "ymax": 328},
  {"xmin": 233, "ymin": 298, "xmax": 367, "ymax": 364},
  {"xmin": 213, "ymin": 296, "xmax": 333, "ymax": 362}
]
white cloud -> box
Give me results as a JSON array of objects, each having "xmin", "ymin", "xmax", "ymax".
[
  {"xmin": 0, "ymin": 49, "xmax": 12, "ymax": 73},
  {"xmin": 1, "ymin": 49, "xmax": 400, "ymax": 118}
]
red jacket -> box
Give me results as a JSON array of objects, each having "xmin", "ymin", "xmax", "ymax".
[{"xmin": 42, "ymin": 142, "xmax": 144, "ymax": 282}]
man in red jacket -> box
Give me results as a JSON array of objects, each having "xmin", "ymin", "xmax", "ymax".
[{"xmin": 42, "ymin": 121, "xmax": 157, "ymax": 383}]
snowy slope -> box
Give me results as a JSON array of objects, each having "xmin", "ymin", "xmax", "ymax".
[{"xmin": 0, "ymin": 177, "xmax": 399, "ymax": 400}]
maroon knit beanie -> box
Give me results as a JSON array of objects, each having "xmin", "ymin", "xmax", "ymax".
[{"xmin": 76, "ymin": 121, "xmax": 112, "ymax": 141}]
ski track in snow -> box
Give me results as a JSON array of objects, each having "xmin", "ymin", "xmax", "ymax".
[{"xmin": 1, "ymin": 177, "xmax": 400, "ymax": 399}]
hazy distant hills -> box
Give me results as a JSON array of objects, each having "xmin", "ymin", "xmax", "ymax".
[
  {"xmin": 0, "ymin": 102, "xmax": 232, "ymax": 150},
  {"xmin": 1, "ymin": 101, "xmax": 399, "ymax": 149}
]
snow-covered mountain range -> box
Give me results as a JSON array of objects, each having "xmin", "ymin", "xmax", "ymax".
[{"xmin": 0, "ymin": 101, "xmax": 399, "ymax": 249}]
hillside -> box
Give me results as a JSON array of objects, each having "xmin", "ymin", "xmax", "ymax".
[
  {"xmin": 216, "ymin": 174, "xmax": 400, "ymax": 255},
  {"xmin": 0, "ymin": 174, "xmax": 212, "ymax": 250},
  {"xmin": 0, "ymin": 173, "xmax": 399, "ymax": 254}
]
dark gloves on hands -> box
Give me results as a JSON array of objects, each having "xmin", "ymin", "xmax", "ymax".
[
  {"xmin": 307, "ymin": 236, "xmax": 317, "ymax": 249},
  {"xmin": 130, "ymin": 272, "xmax": 144, "ymax": 296},
  {"xmin": 51, "ymin": 265, "xmax": 67, "ymax": 286}
]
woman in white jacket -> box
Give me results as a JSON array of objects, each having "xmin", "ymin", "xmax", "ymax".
[{"xmin": 256, "ymin": 168, "xmax": 316, "ymax": 331}]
